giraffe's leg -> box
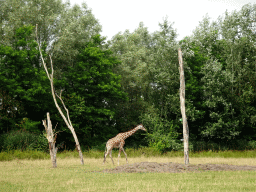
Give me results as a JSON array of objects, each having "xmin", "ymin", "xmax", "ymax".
[
  {"xmin": 103, "ymin": 150, "xmax": 109, "ymax": 164},
  {"xmin": 103, "ymin": 147, "xmax": 111, "ymax": 164},
  {"xmin": 109, "ymin": 150, "xmax": 115, "ymax": 165},
  {"xmin": 118, "ymin": 148, "xmax": 122, "ymax": 165},
  {"xmin": 121, "ymin": 148, "xmax": 128, "ymax": 164}
]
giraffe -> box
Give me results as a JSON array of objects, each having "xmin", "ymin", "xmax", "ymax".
[{"xmin": 103, "ymin": 124, "xmax": 146, "ymax": 165}]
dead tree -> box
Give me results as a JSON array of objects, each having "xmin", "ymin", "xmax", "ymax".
[
  {"xmin": 36, "ymin": 24, "xmax": 84, "ymax": 165},
  {"xmin": 178, "ymin": 48, "xmax": 189, "ymax": 165},
  {"xmin": 42, "ymin": 112, "xmax": 58, "ymax": 168}
]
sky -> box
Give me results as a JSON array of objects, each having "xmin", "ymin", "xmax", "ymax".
[
  {"xmin": 64, "ymin": 0, "xmax": 256, "ymax": 42},
  {"xmin": 68, "ymin": 0, "xmax": 254, "ymax": 41}
]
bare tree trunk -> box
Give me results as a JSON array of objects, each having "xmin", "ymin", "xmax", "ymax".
[
  {"xmin": 178, "ymin": 48, "xmax": 189, "ymax": 165},
  {"xmin": 36, "ymin": 24, "xmax": 84, "ymax": 165},
  {"xmin": 42, "ymin": 112, "xmax": 57, "ymax": 168}
]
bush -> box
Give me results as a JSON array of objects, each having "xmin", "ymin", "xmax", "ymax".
[
  {"xmin": 247, "ymin": 140, "xmax": 256, "ymax": 149},
  {"xmin": 1, "ymin": 129, "xmax": 48, "ymax": 152},
  {"xmin": 140, "ymin": 105, "xmax": 182, "ymax": 153}
]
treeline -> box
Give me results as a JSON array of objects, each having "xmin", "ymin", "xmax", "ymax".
[{"xmin": 0, "ymin": 0, "xmax": 256, "ymax": 152}]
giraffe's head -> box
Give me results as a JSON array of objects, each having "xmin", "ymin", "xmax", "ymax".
[{"xmin": 138, "ymin": 124, "xmax": 147, "ymax": 132}]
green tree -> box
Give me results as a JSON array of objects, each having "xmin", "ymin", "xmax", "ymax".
[
  {"xmin": 109, "ymin": 18, "xmax": 182, "ymax": 148},
  {"xmin": 0, "ymin": 0, "xmax": 108, "ymax": 149},
  {"xmin": 182, "ymin": 3, "xmax": 256, "ymax": 142},
  {"xmin": 109, "ymin": 22, "xmax": 153, "ymax": 136},
  {"xmin": 0, "ymin": 25, "xmax": 51, "ymax": 134},
  {"xmin": 0, "ymin": 0, "xmax": 63, "ymax": 47},
  {"xmin": 144, "ymin": 18, "xmax": 183, "ymax": 146},
  {"xmin": 217, "ymin": 4, "xmax": 256, "ymax": 140},
  {"xmin": 148, "ymin": 18, "xmax": 180, "ymax": 122},
  {"xmin": 54, "ymin": 34, "xmax": 127, "ymax": 147},
  {"xmin": 0, "ymin": 88, "xmax": 26, "ymax": 133},
  {"xmin": 0, "ymin": 0, "xmax": 101, "ymax": 83},
  {"xmin": 50, "ymin": 2, "xmax": 102, "ymax": 80}
]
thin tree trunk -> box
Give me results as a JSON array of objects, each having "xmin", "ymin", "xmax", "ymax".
[{"xmin": 178, "ymin": 48, "xmax": 189, "ymax": 165}]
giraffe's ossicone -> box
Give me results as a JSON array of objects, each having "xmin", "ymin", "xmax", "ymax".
[{"xmin": 103, "ymin": 124, "xmax": 147, "ymax": 165}]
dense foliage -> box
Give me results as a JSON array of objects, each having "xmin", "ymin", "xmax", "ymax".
[
  {"xmin": 0, "ymin": 1, "xmax": 256, "ymax": 152},
  {"xmin": 0, "ymin": 25, "xmax": 50, "ymax": 133}
]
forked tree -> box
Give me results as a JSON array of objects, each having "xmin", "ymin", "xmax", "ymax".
[{"xmin": 35, "ymin": 24, "xmax": 84, "ymax": 165}]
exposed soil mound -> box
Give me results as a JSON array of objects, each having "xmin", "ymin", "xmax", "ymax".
[{"xmin": 95, "ymin": 162, "xmax": 256, "ymax": 173}]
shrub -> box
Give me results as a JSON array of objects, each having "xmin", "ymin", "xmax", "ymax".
[
  {"xmin": 140, "ymin": 105, "xmax": 182, "ymax": 153},
  {"xmin": 1, "ymin": 129, "xmax": 48, "ymax": 152}
]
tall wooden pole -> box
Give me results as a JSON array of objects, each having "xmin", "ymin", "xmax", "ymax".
[{"xmin": 178, "ymin": 48, "xmax": 189, "ymax": 165}]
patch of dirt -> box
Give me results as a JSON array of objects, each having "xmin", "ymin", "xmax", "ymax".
[{"xmin": 94, "ymin": 162, "xmax": 256, "ymax": 173}]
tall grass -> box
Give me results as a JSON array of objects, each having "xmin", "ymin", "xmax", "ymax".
[{"xmin": 1, "ymin": 146, "xmax": 256, "ymax": 162}]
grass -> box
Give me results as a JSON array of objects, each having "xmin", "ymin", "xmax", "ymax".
[
  {"xmin": 0, "ymin": 149, "xmax": 256, "ymax": 191},
  {"xmin": 0, "ymin": 156, "xmax": 256, "ymax": 192}
]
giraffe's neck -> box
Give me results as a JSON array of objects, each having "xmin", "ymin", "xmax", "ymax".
[{"xmin": 121, "ymin": 127, "xmax": 141, "ymax": 140}]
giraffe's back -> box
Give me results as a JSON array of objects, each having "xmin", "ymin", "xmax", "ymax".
[{"xmin": 107, "ymin": 137, "xmax": 124, "ymax": 148}]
